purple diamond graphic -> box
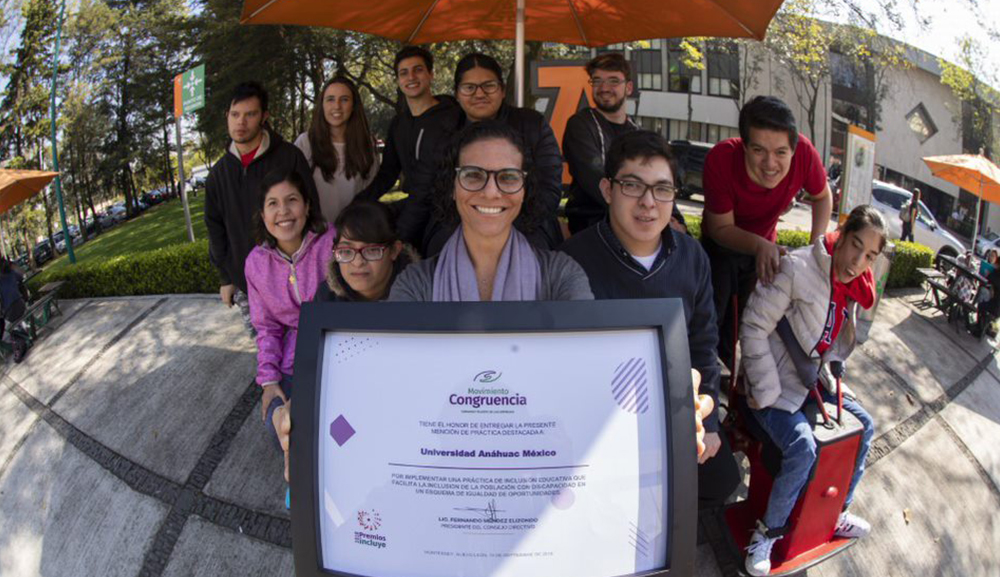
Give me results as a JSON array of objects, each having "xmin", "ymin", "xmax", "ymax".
[{"xmin": 330, "ymin": 415, "xmax": 356, "ymax": 446}]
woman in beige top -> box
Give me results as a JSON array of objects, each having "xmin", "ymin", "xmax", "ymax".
[{"xmin": 295, "ymin": 76, "xmax": 379, "ymax": 223}]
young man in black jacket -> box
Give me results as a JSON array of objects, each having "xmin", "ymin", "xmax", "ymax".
[
  {"xmin": 204, "ymin": 81, "xmax": 318, "ymax": 334},
  {"xmin": 358, "ymin": 46, "xmax": 459, "ymax": 247},
  {"xmin": 561, "ymin": 130, "xmax": 740, "ymax": 509}
]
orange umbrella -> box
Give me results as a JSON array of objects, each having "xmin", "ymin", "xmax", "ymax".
[
  {"xmin": 0, "ymin": 169, "xmax": 59, "ymax": 215},
  {"xmin": 240, "ymin": 0, "xmax": 785, "ymax": 105},
  {"xmin": 923, "ymin": 153, "xmax": 1000, "ymax": 250}
]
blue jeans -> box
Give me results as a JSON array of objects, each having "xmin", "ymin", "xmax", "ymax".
[{"xmin": 750, "ymin": 390, "xmax": 875, "ymax": 531}]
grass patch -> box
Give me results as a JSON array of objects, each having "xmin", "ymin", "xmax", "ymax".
[{"xmin": 42, "ymin": 196, "xmax": 208, "ymax": 275}]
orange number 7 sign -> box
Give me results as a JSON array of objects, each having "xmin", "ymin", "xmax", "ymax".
[{"xmin": 534, "ymin": 62, "xmax": 594, "ymax": 184}]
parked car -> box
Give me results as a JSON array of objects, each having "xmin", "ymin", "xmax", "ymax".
[
  {"xmin": 869, "ymin": 180, "xmax": 965, "ymax": 259},
  {"xmin": 98, "ymin": 211, "xmax": 116, "ymax": 229},
  {"xmin": 109, "ymin": 204, "xmax": 127, "ymax": 223},
  {"xmin": 33, "ymin": 240, "xmax": 53, "ymax": 265},
  {"xmin": 974, "ymin": 231, "xmax": 1000, "ymax": 257},
  {"xmin": 668, "ymin": 139, "xmax": 713, "ymax": 200}
]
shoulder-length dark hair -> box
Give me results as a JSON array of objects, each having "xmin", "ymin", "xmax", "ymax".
[
  {"xmin": 254, "ymin": 169, "xmax": 327, "ymax": 248},
  {"xmin": 432, "ymin": 120, "xmax": 542, "ymax": 232},
  {"xmin": 307, "ymin": 76, "xmax": 376, "ymax": 182}
]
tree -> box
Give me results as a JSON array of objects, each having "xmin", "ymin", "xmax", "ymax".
[{"xmin": 939, "ymin": 35, "xmax": 1000, "ymax": 161}]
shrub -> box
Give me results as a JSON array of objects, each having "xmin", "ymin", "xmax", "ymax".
[
  {"xmin": 885, "ymin": 240, "xmax": 934, "ymax": 289},
  {"xmin": 27, "ymin": 240, "xmax": 218, "ymax": 298},
  {"xmin": 688, "ymin": 215, "xmax": 930, "ymax": 288}
]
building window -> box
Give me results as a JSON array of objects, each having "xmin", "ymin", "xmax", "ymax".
[
  {"xmin": 707, "ymin": 46, "xmax": 738, "ymax": 98},
  {"xmin": 668, "ymin": 40, "xmax": 702, "ymax": 94},
  {"xmin": 706, "ymin": 124, "xmax": 739, "ymax": 143},
  {"xmin": 636, "ymin": 115, "xmax": 666, "ymax": 136},
  {"xmin": 631, "ymin": 49, "xmax": 662, "ymax": 91},
  {"xmin": 668, "ymin": 120, "xmax": 705, "ymax": 141},
  {"xmin": 906, "ymin": 103, "xmax": 937, "ymax": 143}
]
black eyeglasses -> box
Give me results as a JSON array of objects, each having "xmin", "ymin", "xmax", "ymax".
[
  {"xmin": 455, "ymin": 166, "xmax": 527, "ymax": 194},
  {"xmin": 589, "ymin": 78, "xmax": 626, "ymax": 88},
  {"xmin": 457, "ymin": 81, "xmax": 502, "ymax": 96},
  {"xmin": 611, "ymin": 178, "xmax": 677, "ymax": 202},
  {"xmin": 333, "ymin": 244, "xmax": 388, "ymax": 263}
]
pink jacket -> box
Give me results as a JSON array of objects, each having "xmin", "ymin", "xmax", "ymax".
[{"xmin": 245, "ymin": 228, "xmax": 335, "ymax": 385}]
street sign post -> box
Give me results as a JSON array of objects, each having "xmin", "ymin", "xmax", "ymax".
[{"xmin": 173, "ymin": 64, "xmax": 205, "ymax": 243}]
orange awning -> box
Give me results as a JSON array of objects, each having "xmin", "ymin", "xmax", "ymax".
[
  {"xmin": 240, "ymin": 0, "xmax": 783, "ymax": 46},
  {"xmin": 0, "ymin": 169, "xmax": 59, "ymax": 215}
]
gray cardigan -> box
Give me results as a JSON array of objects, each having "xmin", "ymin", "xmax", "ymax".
[{"xmin": 388, "ymin": 248, "xmax": 594, "ymax": 302}]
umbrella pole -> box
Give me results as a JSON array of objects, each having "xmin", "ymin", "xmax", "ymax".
[
  {"xmin": 973, "ymin": 182, "xmax": 982, "ymax": 253},
  {"xmin": 515, "ymin": 0, "xmax": 525, "ymax": 107}
]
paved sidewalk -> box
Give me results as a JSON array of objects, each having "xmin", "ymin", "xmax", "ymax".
[{"xmin": 1, "ymin": 290, "xmax": 999, "ymax": 576}]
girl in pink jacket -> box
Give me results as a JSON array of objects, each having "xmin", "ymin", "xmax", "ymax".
[{"xmin": 245, "ymin": 169, "xmax": 335, "ymax": 449}]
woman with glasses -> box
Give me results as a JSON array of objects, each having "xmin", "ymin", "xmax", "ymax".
[
  {"xmin": 390, "ymin": 121, "xmax": 591, "ymax": 302},
  {"xmin": 295, "ymin": 76, "xmax": 379, "ymax": 223},
  {"xmin": 315, "ymin": 200, "xmax": 418, "ymax": 303},
  {"xmin": 423, "ymin": 53, "xmax": 564, "ymax": 255}
]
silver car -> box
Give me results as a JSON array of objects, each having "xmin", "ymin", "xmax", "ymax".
[{"xmin": 869, "ymin": 180, "xmax": 966, "ymax": 259}]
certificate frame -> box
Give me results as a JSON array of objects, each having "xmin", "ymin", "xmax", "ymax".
[{"xmin": 291, "ymin": 299, "xmax": 697, "ymax": 577}]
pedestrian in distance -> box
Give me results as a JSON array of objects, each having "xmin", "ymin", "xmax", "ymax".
[
  {"xmin": 899, "ymin": 187, "xmax": 920, "ymax": 242},
  {"xmin": 739, "ymin": 204, "xmax": 886, "ymax": 577},
  {"xmin": 295, "ymin": 76, "xmax": 379, "ymax": 224},
  {"xmin": 205, "ymin": 81, "xmax": 319, "ymax": 336}
]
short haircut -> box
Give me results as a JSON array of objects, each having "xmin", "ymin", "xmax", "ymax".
[
  {"xmin": 230, "ymin": 81, "xmax": 269, "ymax": 113},
  {"xmin": 254, "ymin": 168, "xmax": 327, "ymax": 248},
  {"xmin": 840, "ymin": 204, "xmax": 888, "ymax": 253},
  {"xmin": 454, "ymin": 53, "xmax": 505, "ymax": 93},
  {"xmin": 433, "ymin": 120, "xmax": 542, "ymax": 232},
  {"xmin": 394, "ymin": 45, "xmax": 434, "ymax": 75},
  {"xmin": 585, "ymin": 53, "xmax": 631, "ymax": 82},
  {"xmin": 604, "ymin": 130, "xmax": 679, "ymax": 186},
  {"xmin": 738, "ymin": 95, "xmax": 798, "ymax": 151},
  {"xmin": 335, "ymin": 200, "xmax": 399, "ymax": 245}
]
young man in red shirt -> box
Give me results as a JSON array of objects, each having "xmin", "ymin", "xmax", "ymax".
[{"xmin": 701, "ymin": 96, "xmax": 832, "ymax": 362}]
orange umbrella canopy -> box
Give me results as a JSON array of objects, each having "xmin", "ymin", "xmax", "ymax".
[
  {"xmin": 240, "ymin": 0, "xmax": 784, "ymax": 46},
  {"xmin": 0, "ymin": 169, "xmax": 59, "ymax": 215},
  {"xmin": 922, "ymin": 154, "xmax": 1000, "ymax": 204}
]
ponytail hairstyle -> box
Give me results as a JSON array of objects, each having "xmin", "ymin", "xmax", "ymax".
[
  {"xmin": 308, "ymin": 76, "xmax": 376, "ymax": 182},
  {"xmin": 840, "ymin": 204, "xmax": 889, "ymax": 253}
]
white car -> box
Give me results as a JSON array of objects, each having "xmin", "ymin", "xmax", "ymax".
[
  {"xmin": 869, "ymin": 180, "xmax": 966, "ymax": 259},
  {"xmin": 974, "ymin": 231, "xmax": 1000, "ymax": 257}
]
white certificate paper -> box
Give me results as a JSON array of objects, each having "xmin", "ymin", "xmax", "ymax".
[{"xmin": 317, "ymin": 329, "xmax": 669, "ymax": 577}]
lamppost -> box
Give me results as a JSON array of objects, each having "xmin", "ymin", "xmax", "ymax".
[{"xmin": 49, "ymin": 0, "xmax": 75, "ymax": 264}]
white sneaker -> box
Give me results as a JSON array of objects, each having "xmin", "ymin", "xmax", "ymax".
[
  {"xmin": 834, "ymin": 510, "xmax": 871, "ymax": 538},
  {"xmin": 745, "ymin": 520, "xmax": 779, "ymax": 576}
]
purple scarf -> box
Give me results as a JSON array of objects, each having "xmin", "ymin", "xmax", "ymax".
[{"xmin": 432, "ymin": 227, "xmax": 540, "ymax": 302}]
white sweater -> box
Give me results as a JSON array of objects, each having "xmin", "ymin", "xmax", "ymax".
[{"xmin": 294, "ymin": 133, "xmax": 379, "ymax": 224}]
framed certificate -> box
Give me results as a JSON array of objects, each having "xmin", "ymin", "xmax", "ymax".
[{"xmin": 291, "ymin": 299, "xmax": 697, "ymax": 577}]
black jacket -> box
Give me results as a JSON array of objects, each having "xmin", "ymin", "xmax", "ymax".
[
  {"xmin": 560, "ymin": 220, "xmax": 721, "ymax": 431},
  {"xmin": 421, "ymin": 101, "xmax": 566, "ymax": 256},
  {"xmin": 359, "ymin": 96, "xmax": 460, "ymax": 246},
  {"xmin": 563, "ymin": 108, "xmax": 637, "ymax": 232},
  {"xmin": 204, "ymin": 130, "xmax": 317, "ymax": 293}
]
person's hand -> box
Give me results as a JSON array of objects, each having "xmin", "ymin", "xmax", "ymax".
[
  {"xmin": 699, "ymin": 432, "xmax": 721, "ymax": 464},
  {"xmin": 260, "ymin": 383, "xmax": 288, "ymax": 422},
  {"xmin": 220, "ymin": 284, "xmax": 236, "ymax": 307},
  {"xmin": 274, "ymin": 401, "xmax": 292, "ymax": 483},
  {"xmin": 755, "ymin": 239, "xmax": 786, "ymax": 285},
  {"xmin": 692, "ymin": 369, "xmax": 714, "ymax": 459}
]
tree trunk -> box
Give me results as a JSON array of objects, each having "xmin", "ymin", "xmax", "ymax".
[{"xmin": 163, "ymin": 117, "xmax": 176, "ymax": 197}]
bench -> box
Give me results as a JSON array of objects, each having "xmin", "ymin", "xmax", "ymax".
[
  {"xmin": 0, "ymin": 289, "xmax": 64, "ymax": 360},
  {"xmin": 917, "ymin": 267, "xmax": 946, "ymax": 304}
]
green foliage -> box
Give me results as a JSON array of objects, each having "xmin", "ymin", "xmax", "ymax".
[
  {"xmin": 886, "ymin": 241, "xmax": 934, "ymax": 289},
  {"xmin": 28, "ymin": 240, "xmax": 217, "ymax": 298}
]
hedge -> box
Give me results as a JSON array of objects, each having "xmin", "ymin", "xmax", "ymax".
[
  {"xmin": 27, "ymin": 217, "xmax": 936, "ymax": 299},
  {"xmin": 685, "ymin": 215, "xmax": 933, "ymax": 289},
  {"xmin": 27, "ymin": 240, "xmax": 218, "ymax": 299}
]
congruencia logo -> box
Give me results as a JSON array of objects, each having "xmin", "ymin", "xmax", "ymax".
[{"xmin": 452, "ymin": 370, "xmax": 526, "ymax": 408}]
